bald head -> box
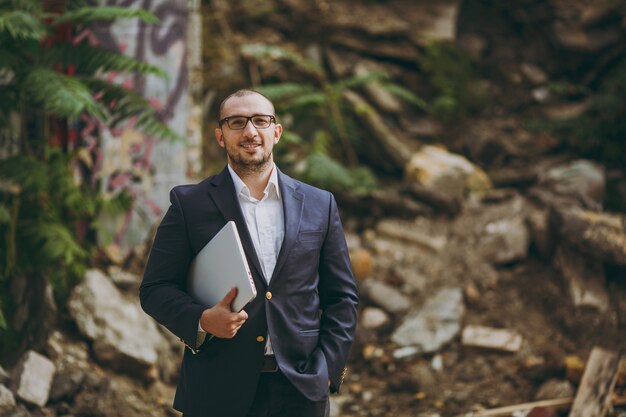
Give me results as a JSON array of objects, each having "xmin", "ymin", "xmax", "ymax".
[{"xmin": 218, "ymin": 89, "xmax": 275, "ymax": 120}]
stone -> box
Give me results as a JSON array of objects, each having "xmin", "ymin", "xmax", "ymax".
[
  {"xmin": 405, "ymin": 0, "xmax": 462, "ymax": 45},
  {"xmin": 532, "ymin": 87, "xmax": 551, "ymax": 103},
  {"xmin": 391, "ymin": 288, "xmax": 464, "ymax": 352},
  {"xmin": 107, "ymin": 265, "xmax": 141, "ymax": 291},
  {"xmin": 360, "ymin": 307, "xmax": 389, "ymax": 330},
  {"xmin": 540, "ymin": 160, "xmax": 605, "ymax": 204},
  {"xmin": 405, "ymin": 145, "xmax": 492, "ymax": 200},
  {"xmin": 11, "ymin": 350, "xmax": 55, "ymax": 407},
  {"xmin": 376, "ymin": 219, "xmax": 447, "ymax": 253},
  {"xmin": 553, "ymin": 244, "xmax": 610, "ymax": 311},
  {"xmin": 360, "ymin": 279, "xmax": 412, "ymax": 314},
  {"xmin": 461, "ymin": 325, "xmax": 523, "ymax": 352},
  {"xmin": 557, "ymin": 208, "xmax": 626, "ymax": 266},
  {"xmin": 48, "ymin": 369, "xmax": 86, "ymax": 403},
  {"xmin": 534, "ymin": 378, "xmax": 575, "ymax": 401},
  {"xmin": 543, "ymin": 100, "xmax": 592, "ymax": 120},
  {"xmin": 526, "ymin": 206, "xmax": 554, "ymax": 260},
  {"xmin": 521, "ymin": 62, "xmax": 548, "ymax": 84},
  {"xmin": 564, "ymin": 355, "xmax": 586, "ymax": 384},
  {"xmin": 68, "ymin": 269, "xmax": 171, "ymax": 380},
  {"xmin": 479, "ymin": 216, "xmax": 530, "ymax": 265},
  {"xmin": 0, "ymin": 384, "xmax": 16, "ymax": 416},
  {"xmin": 552, "ymin": 21, "xmax": 621, "ymax": 52},
  {"xmin": 350, "ymin": 248, "xmax": 375, "ymax": 280},
  {"xmin": 392, "ymin": 346, "xmax": 420, "ymax": 360}
]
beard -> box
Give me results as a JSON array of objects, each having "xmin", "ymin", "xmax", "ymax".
[{"xmin": 225, "ymin": 141, "xmax": 273, "ymax": 175}]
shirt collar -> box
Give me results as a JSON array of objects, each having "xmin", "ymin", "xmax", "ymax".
[{"xmin": 227, "ymin": 164, "xmax": 281, "ymax": 200}]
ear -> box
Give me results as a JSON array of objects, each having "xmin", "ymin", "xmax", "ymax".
[
  {"xmin": 214, "ymin": 127, "xmax": 225, "ymax": 148},
  {"xmin": 273, "ymin": 123, "xmax": 283, "ymax": 145}
]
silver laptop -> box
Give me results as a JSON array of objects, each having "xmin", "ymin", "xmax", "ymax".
[{"xmin": 187, "ymin": 221, "xmax": 257, "ymax": 312}]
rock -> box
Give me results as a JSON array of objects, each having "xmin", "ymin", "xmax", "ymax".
[
  {"xmin": 399, "ymin": 116, "xmax": 444, "ymax": 138},
  {"xmin": 354, "ymin": 61, "xmax": 404, "ymax": 114},
  {"xmin": 532, "ymin": 87, "xmax": 551, "ymax": 103},
  {"xmin": 553, "ymin": 244, "xmax": 610, "ymax": 311},
  {"xmin": 405, "ymin": 0, "xmax": 462, "ymax": 45},
  {"xmin": 556, "ymin": 208, "xmax": 626, "ymax": 266},
  {"xmin": 45, "ymin": 331, "xmax": 90, "ymax": 371},
  {"xmin": 107, "ymin": 266, "xmax": 141, "ymax": 291},
  {"xmin": 392, "ymin": 346, "xmax": 420, "ymax": 360},
  {"xmin": 521, "ymin": 62, "xmax": 548, "ymax": 84},
  {"xmin": 461, "ymin": 325, "xmax": 523, "ymax": 352},
  {"xmin": 534, "ymin": 378, "xmax": 575, "ymax": 401},
  {"xmin": 543, "ymin": 100, "xmax": 592, "ymax": 120},
  {"xmin": 376, "ymin": 219, "xmax": 447, "ymax": 253},
  {"xmin": 11, "ymin": 350, "xmax": 55, "ymax": 407},
  {"xmin": 329, "ymin": 34, "xmax": 420, "ymax": 63},
  {"xmin": 5, "ymin": 404, "xmax": 31, "ymax": 417},
  {"xmin": 391, "ymin": 288, "xmax": 464, "ymax": 352},
  {"xmin": 350, "ymin": 248, "xmax": 375, "ymax": 280},
  {"xmin": 526, "ymin": 206, "xmax": 554, "ymax": 260},
  {"xmin": 405, "ymin": 145, "xmax": 492, "ymax": 200},
  {"xmin": 552, "ymin": 21, "xmax": 621, "ymax": 52},
  {"xmin": 68, "ymin": 269, "xmax": 171, "ymax": 380},
  {"xmin": 539, "ymin": 160, "xmax": 605, "ymax": 205},
  {"xmin": 479, "ymin": 216, "xmax": 530, "ymax": 265},
  {"xmin": 48, "ymin": 369, "xmax": 86, "ymax": 403},
  {"xmin": 0, "ymin": 384, "xmax": 16, "ymax": 416},
  {"xmin": 360, "ymin": 279, "xmax": 412, "ymax": 314},
  {"xmin": 360, "ymin": 307, "xmax": 389, "ymax": 330}
]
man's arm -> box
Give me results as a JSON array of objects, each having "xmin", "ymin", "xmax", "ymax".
[
  {"xmin": 318, "ymin": 194, "xmax": 359, "ymax": 393},
  {"xmin": 139, "ymin": 188, "xmax": 206, "ymax": 348}
]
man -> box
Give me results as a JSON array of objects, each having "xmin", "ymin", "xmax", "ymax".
[{"xmin": 140, "ymin": 89, "xmax": 359, "ymax": 417}]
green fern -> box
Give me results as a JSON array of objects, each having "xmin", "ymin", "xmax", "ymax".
[{"xmin": 0, "ymin": 10, "xmax": 43, "ymax": 39}]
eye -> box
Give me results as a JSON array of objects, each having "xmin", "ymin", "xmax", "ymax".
[
  {"xmin": 228, "ymin": 117, "xmax": 246, "ymax": 129},
  {"xmin": 252, "ymin": 116, "xmax": 270, "ymax": 128}
]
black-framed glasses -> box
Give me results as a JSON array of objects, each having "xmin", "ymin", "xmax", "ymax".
[{"xmin": 218, "ymin": 114, "xmax": 276, "ymax": 130}]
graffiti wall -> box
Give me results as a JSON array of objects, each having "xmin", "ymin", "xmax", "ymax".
[{"xmin": 90, "ymin": 0, "xmax": 202, "ymax": 260}]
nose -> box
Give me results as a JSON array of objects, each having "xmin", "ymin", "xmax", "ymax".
[{"xmin": 242, "ymin": 119, "xmax": 258, "ymax": 137}]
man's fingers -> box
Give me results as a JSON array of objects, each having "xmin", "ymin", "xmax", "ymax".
[{"xmin": 218, "ymin": 287, "xmax": 238, "ymax": 309}]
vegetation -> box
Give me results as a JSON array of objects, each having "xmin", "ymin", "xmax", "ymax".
[
  {"xmin": 0, "ymin": 0, "xmax": 175, "ymax": 360},
  {"xmin": 537, "ymin": 58, "xmax": 626, "ymax": 167}
]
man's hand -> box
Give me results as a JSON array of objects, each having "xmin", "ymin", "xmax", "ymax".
[{"xmin": 199, "ymin": 287, "xmax": 248, "ymax": 339}]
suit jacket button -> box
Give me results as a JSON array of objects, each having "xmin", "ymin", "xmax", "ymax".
[
  {"xmin": 265, "ymin": 291, "xmax": 272, "ymax": 300},
  {"xmin": 256, "ymin": 335, "xmax": 265, "ymax": 343}
]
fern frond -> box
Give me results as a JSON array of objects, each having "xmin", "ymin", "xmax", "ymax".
[
  {"xmin": 42, "ymin": 43, "xmax": 167, "ymax": 79},
  {"xmin": 24, "ymin": 222, "xmax": 87, "ymax": 265},
  {"xmin": 23, "ymin": 67, "xmax": 105, "ymax": 120},
  {"xmin": 52, "ymin": 6, "xmax": 159, "ymax": 25},
  {"xmin": 333, "ymin": 70, "xmax": 390, "ymax": 91},
  {"xmin": 0, "ymin": 10, "xmax": 45, "ymax": 39},
  {"xmin": 303, "ymin": 152, "xmax": 377, "ymax": 192},
  {"xmin": 382, "ymin": 83, "xmax": 430, "ymax": 111},
  {"xmin": 284, "ymin": 92, "xmax": 327, "ymax": 111},
  {"xmin": 84, "ymin": 78, "xmax": 183, "ymax": 141}
]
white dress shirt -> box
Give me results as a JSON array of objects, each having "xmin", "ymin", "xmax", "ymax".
[{"xmin": 197, "ymin": 164, "xmax": 284, "ymax": 354}]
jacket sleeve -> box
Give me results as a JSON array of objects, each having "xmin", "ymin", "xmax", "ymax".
[
  {"xmin": 139, "ymin": 187, "xmax": 207, "ymax": 348},
  {"xmin": 318, "ymin": 194, "xmax": 359, "ymax": 393}
]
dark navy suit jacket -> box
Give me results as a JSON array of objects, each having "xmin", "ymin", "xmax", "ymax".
[{"xmin": 139, "ymin": 166, "xmax": 358, "ymax": 417}]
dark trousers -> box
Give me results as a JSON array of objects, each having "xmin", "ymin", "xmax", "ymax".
[{"xmin": 246, "ymin": 371, "xmax": 330, "ymax": 417}]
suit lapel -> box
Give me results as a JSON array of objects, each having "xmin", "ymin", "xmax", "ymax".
[
  {"xmin": 271, "ymin": 169, "xmax": 304, "ymax": 284},
  {"xmin": 207, "ymin": 167, "xmax": 266, "ymax": 288}
]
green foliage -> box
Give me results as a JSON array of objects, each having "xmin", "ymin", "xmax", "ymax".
[
  {"xmin": 421, "ymin": 41, "xmax": 490, "ymax": 121},
  {"xmin": 0, "ymin": 0, "xmax": 170, "ymax": 359}
]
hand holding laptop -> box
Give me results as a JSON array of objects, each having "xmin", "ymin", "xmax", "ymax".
[{"xmin": 199, "ymin": 287, "xmax": 248, "ymax": 339}]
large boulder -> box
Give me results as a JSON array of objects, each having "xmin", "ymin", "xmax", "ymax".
[
  {"xmin": 405, "ymin": 145, "xmax": 492, "ymax": 200},
  {"xmin": 68, "ymin": 269, "xmax": 172, "ymax": 380}
]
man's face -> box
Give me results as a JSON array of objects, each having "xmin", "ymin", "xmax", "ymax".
[{"xmin": 214, "ymin": 93, "xmax": 282, "ymax": 173}]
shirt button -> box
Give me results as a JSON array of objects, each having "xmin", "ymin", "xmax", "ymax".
[
  {"xmin": 265, "ymin": 291, "xmax": 272, "ymax": 300},
  {"xmin": 256, "ymin": 336, "xmax": 265, "ymax": 343}
]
